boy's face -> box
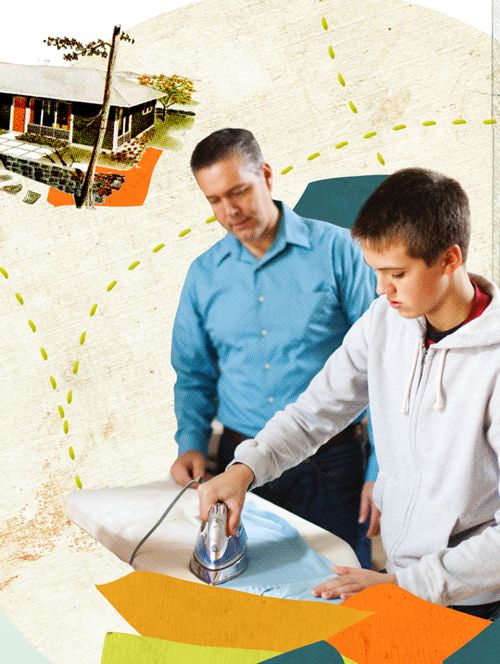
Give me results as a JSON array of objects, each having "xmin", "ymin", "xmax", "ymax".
[{"xmin": 361, "ymin": 239, "xmax": 449, "ymax": 320}]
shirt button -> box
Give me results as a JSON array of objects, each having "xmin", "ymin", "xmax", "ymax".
[
  {"xmin": 267, "ymin": 396, "xmax": 275, "ymax": 404},
  {"xmin": 258, "ymin": 295, "xmax": 265, "ymax": 303},
  {"xmin": 260, "ymin": 329, "xmax": 268, "ymax": 336},
  {"xmin": 264, "ymin": 362, "xmax": 271, "ymax": 369}
]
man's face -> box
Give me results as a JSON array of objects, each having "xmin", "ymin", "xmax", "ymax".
[
  {"xmin": 361, "ymin": 239, "xmax": 450, "ymax": 320},
  {"xmin": 194, "ymin": 153, "xmax": 275, "ymax": 244}
]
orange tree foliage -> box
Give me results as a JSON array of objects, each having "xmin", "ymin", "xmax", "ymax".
[{"xmin": 138, "ymin": 74, "xmax": 196, "ymax": 110}]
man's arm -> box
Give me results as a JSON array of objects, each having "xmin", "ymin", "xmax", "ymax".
[{"xmin": 170, "ymin": 264, "xmax": 219, "ymax": 484}]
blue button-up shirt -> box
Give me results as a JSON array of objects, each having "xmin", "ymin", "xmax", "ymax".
[{"xmin": 171, "ymin": 201, "xmax": 378, "ymax": 479}]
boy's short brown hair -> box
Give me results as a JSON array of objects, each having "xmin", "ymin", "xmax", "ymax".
[{"xmin": 351, "ymin": 168, "xmax": 470, "ymax": 265}]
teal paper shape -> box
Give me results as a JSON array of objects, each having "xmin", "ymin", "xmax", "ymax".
[
  {"xmin": 260, "ymin": 640, "xmax": 343, "ymax": 663},
  {"xmin": 294, "ymin": 175, "xmax": 387, "ymax": 229},
  {"xmin": 0, "ymin": 611, "xmax": 52, "ymax": 663},
  {"xmin": 444, "ymin": 618, "xmax": 500, "ymax": 663}
]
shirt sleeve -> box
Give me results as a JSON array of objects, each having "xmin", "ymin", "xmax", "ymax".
[{"xmin": 171, "ymin": 263, "xmax": 219, "ymax": 457}]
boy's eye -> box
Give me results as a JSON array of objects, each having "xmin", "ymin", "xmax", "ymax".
[{"xmin": 392, "ymin": 272, "xmax": 405, "ymax": 279}]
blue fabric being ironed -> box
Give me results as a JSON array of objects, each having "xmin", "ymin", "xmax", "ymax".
[{"xmin": 222, "ymin": 501, "xmax": 342, "ymax": 603}]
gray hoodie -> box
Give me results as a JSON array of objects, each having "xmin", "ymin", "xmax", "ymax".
[{"xmin": 233, "ymin": 273, "xmax": 500, "ymax": 606}]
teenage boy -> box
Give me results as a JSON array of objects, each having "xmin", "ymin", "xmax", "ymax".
[{"xmin": 198, "ymin": 167, "xmax": 500, "ymax": 620}]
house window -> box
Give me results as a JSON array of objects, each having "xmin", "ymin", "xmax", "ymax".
[
  {"xmin": 142, "ymin": 104, "xmax": 154, "ymax": 115},
  {"xmin": 116, "ymin": 107, "xmax": 131, "ymax": 136},
  {"xmin": 31, "ymin": 99, "xmax": 70, "ymax": 129}
]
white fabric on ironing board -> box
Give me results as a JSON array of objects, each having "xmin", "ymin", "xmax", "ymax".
[{"xmin": 66, "ymin": 476, "xmax": 359, "ymax": 590}]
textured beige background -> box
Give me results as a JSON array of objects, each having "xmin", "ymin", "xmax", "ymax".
[{"xmin": 0, "ymin": 1, "xmax": 497, "ymax": 662}]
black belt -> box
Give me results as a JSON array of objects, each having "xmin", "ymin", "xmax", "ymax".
[{"xmin": 223, "ymin": 422, "xmax": 363, "ymax": 453}]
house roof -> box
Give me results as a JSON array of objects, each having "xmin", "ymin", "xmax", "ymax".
[{"xmin": 0, "ymin": 62, "xmax": 165, "ymax": 108}]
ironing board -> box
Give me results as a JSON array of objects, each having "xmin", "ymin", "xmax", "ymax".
[{"xmin": 66, "ymin": 475, "xmax": 360, "ymax": 582}]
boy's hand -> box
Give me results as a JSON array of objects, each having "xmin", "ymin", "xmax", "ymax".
[
  {"xmin": 358, "ymin": 480, "xmax": 381, "ymax": 537},
  {"xmin": 198, "ymin": 463, "xmax": 255, "ymax": 535},
  {"xmin": 313, "ymin": 567, "xmax": 397, "ymax": 600}
]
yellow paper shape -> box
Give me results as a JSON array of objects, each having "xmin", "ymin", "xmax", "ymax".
[
  {"xmin": 100, "ymin": 632, "xmax": 280, "ymax": 663},
  {"xmin": 97, "ymin": 572, "xmax": 370, "ymax": 652}
]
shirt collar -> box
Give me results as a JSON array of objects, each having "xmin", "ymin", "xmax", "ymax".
[{"xmin": 214, "ymin": 200, "xmax": 311, "ymax": 266}]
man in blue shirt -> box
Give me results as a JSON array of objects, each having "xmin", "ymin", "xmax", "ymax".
[{"xmin": 170, "ymin": 128, "xmax": 379, "ymax": 557}]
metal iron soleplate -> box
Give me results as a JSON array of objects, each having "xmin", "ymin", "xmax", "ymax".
[{"xmin": 189, "ymin": 552, "xmax": 248, "ymax": 585}]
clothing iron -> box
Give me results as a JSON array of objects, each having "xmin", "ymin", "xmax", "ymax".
[{"xmin": 190, "ymin": 502, "xmax": 248, "ymax": 585}]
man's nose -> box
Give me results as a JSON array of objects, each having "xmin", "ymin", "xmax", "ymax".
[{"xmin": 221, "ymin": 198, "xmax": 238, "ymax": 217}]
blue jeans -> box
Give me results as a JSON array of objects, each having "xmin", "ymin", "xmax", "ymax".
[
  {"xmin": 449, "ymin": 601, "xmax": 500, "ymax": 621},
  {"xmin": 217, "ymin": 431, "xmax": 366, "ymax": 557}
]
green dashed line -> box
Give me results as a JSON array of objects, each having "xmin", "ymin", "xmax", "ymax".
[
  {"xmin": 0, "ymin": 267, "xmax": 8, "ymax": 279},
  {"xmin": 452, "ymin": 119, "xmax": 467, "ymax": 125},
  {"xmin": 68, "ymin": 446, "xmax": 75, "ymax": 460},
  {"xmin": 80, "ymin": 331, "xmax": 87, "ymax": 346},
  {"xmin": 90, "ymin": 303, "xmax": 98, "ymax": 317},
  {"xmin": 205, "ymin": 215, "xmax": 217, "ymax": 224},
  {"xmin": 337, "ymin": 73, "xmax": 346, "ymax": 87},
  {"xmin": 63, "ymin": 420, "xmax": 69, "ymax": 434},
  {"xmin": 15, "ymin": 293, "xmax": 24, "ymax": 305},
  {"xmin": 335, "ymin": 141, "xmax": 349, "ymax": 149},
  {"xmin": 28, "ymin": 320, "xmax": 37, "ymax": 333},
  {"xmin": 179, "ymin": 229, "xmax": 191, "ymax": 237},
  {"xmin": 307, "ymin": 152, "xmax": 320, "ymax": 161},
  {"xmin": 281, "ymin": 165, "xmax": 294, "ymax": 175},
  {"xmin": 152, "ymin": 243, "xmax": 165, "ymax": 253},
  {"xmin": 483, "ymin": 118, "xmax": 496, "ymax": 125},
  {"xmin": 392, "ymin": 124, "xmax": 407, "ymax": 131},
  {"xmin": 106, "ymin": 280, "xmax": 117, "ymax": 292},
  {"xmin": 50, "ymin": 376, "xmax": 57, "ymax": 390},
  {"xmin": 72, "ymin": 360, "xmax": 79, "ymax": 375},
  {"xmin": 128, "ymin": 261, "xmax": 140, "ymax": 271},
  {"xmin": 40, "ymin": 347, "xmax": 48, "ymax": 361},
  {"xmin": 328, "ymin": 45, "xmax": 335, "ymax": 59},
  {"xmin": 321, "ymin": 16, "xmax": 328, "ymax": 30},
  {"xmin": 348, "ymin": 100, "xmax": 358, "ymax": 114},
  {"xmin": 75, "ymin": 476, "xmax": 82, "ymax": 490},
  {"xmin": 67, "ymin": 390, "xmax": 73, "ymax": 405},
  {"xmin": 58, "ymin": 405, "xmax": 65, "ymax": 419},
  {"xmin": 376, "ymin": 152, "xmax": 386, "ymax": 165},
  {"xmin": 364, "ymin": 131, "xmax": 377, "ymax": 139},
  {"xmin": 422, "ymin": 120, "xmax": 436, "ymax": 126}
]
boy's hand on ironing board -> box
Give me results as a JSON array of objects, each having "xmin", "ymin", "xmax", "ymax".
[
  {"xmin": 198, "ymin": 463, "xmax": 255, "ymax": 536},
  {"xmin": 358, "ymin": 480, "xmax": 381, "ymax": 537},
  {"xmin": 312, "ymin": 567, "xmax": 397, "ymax": 600}
]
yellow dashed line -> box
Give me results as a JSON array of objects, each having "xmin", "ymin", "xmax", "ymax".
[
  {"xmin": 178, "ymin": 229, "xmax": 191, "ymax": 237},
  {"xmin": 0, "ymin": 267, "xmax": 8, "ymax": 279},
  {"xmin": 75, "ymin": 476, "xmax": 82, "ymax": 489},
  {"xmin": 15, "ymin": 293, "xmax": 24, "ymax": 305},
  {"xmin": 392, "ymin": 124, "xmax": 407, "ymax": 131},
  {"xmin": 72, "ymin": 360, "xmax": 79, "ymax": 375},
  {"xmin": 328, "ymin": 45, "xmax": 335, "ymax": 59},
  {"xmin": 79, "ymin": 331, "xmax": 87, "ymax": 346},
  {"xmin": 337, "ymin": 73, "xmax": 346, "ymax": 87},
  {"xmin": 422, "ymin": 120, "xmax": 436, "ymax": 126},
  {"xmin": 49, "ymin": 376, "xmax": 57, "ymax": 390},
  {"xmin": 152, "ymin": 243, "xmax": 165, "ymax": 253},
  {"xmin": 348, "ymin": 100, "xmax": 358, "ymax": 114},
  {"xmin": 452, "ymin": 119, "xmax": 467, "ymax": 125},
  {"xmin": 364, "ymin": 131, "xmax": 377, "ymax": 139},
  {"xmin": 90, "ymin": 303, "xmax": 98, "ymax": 317},
  {"xmin": 58, "ymin": 405, "xmax": 65, "ymax": 419},
  {"xmin": 376, "ymin": 153, "xmax": 386, "ymax": 165},
  {"xmin": 28, "ymin": 320, "xmax": 37, "ymax": 333},
  {"xmin": 63, "ymin": 420, "xmax": 69, "ymax": 434},
  {"xmin": 281, "ymin": 166, "xmax": 294, "ymax": 175},
  {"xmin": 128, "ymin": 261, "xmax": 141, "ymax": 270},
  {"xmin": 106, "ymin": 280, "xmax": 117, "ymax": 292},
  {"xmin": 40, "ymin": 347, "xmax": 48, "ymax": 361},
  {"xmin": 67, "ymin": 390, "xmax": 73, "ymax": 405},
  {"xmin": 335, "ymin": 141, "xmax": 349, "ymax": 149},
  {"xmin": 483, "ymin": 118, "xmax": 497, "ymax": 124},
  {"xmin": 307, "ymin": 152, "xmax": 320, "ymax": 161},
  {"xmin": 321, "ymin": 16, "xmax": 329, "ymax": 30},
  {"xmin": 68, "ymin": 446, "xmax": 75, "ymax": 460},
  {"xmin": 205, "ymin": 215, "xmax": 217, "ymax": 224}
]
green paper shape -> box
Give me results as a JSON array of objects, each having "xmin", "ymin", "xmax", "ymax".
[
  {"xmin": 293, "ymin": 175, "xmax": 387, "ymax": 229},
  {"xmin": 260, "ymin": 640, "xmax": 343, "ymax": 663},
  {"xmin": 0, "ymin": 611, "xmax": 52, "ymax": 663},
  {"xmin": 100, "ymin": 632, "xmax": 280, "ymax": 664},
  {"xmin": 444, "ymin": 618, "xmax": 500, "ymax": 663}
]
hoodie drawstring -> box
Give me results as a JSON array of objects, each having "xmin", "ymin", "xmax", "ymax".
[
  {"xmin": 433, "ymin": 348, "xmax": 448, "ymax": 411},
  {"xmin": 400, "ymin": 338, "xmax": 421, "ymax": 415},
  {"xmin": 401, "ymin": 339, "xmax": 448, "ymax": 414}
]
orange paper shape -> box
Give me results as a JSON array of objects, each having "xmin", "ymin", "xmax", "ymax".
[
  {"xmin": 327, "ymin": 584, "xmax": 489, "ymax": 664},
  {"xmin": 96, "ymin": 572, "xmax": 370, "ymax": 652},
  {"xmin": 47, "ymin": 147, "xmax": 162, "ymax": 207}
]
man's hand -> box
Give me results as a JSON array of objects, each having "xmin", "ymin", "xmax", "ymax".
[
  {"xmin": 171, "ymin": 451, "xmax": 211, "ymax": 487},
  {"xmin": 358, "ymin": 480, "xmax": 381, "ymax": 537},
  {"xmin": 198, "ymin": 463, "xmax": 255, "ymax": 536},
  {"xmin": 313, "ymin": 566, "xmax": 397, "ymax": 600}
]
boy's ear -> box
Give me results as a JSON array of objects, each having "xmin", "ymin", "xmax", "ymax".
[{"xmin": 442, "ymin": 244, "xmax": 464, "ymax": 275}]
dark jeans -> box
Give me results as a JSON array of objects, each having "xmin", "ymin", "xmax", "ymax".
[
  {"xmin": 217, "ymin": 429, "xmax": 366, "ymax": 556},
  {"xmin": 449, "ymin": 600, "xmax": 500, "ymax": 621}
]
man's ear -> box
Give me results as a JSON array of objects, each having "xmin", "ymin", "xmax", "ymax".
[
  {"xmin": 261, "ymin": 162, "xmax": 273, "ymax": 192},
  {"xmin": 442, "ymin": 244, "xmax": 464, "ymax": 275}
]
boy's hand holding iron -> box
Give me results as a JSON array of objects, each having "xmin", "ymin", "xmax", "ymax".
[{"xmin": 198, "ymin": 463, "xmax": 255, "ymax": 535}]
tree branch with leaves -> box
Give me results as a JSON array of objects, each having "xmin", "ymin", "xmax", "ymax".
[{"xmin": 138, "ymin": 73, "xmax": 195, "ymax": 120}]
